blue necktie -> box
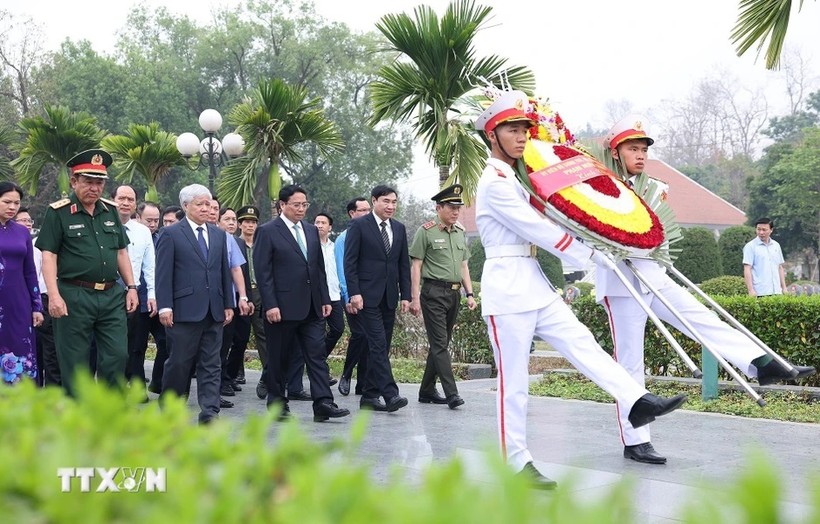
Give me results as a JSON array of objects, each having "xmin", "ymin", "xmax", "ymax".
[
  {"xmin": 293, "ymin": 224, "xmax": 307, "ymax": 259},
  {"xmin": 196, "ymin": 226, "xmax": 209, "ymax": 259}
]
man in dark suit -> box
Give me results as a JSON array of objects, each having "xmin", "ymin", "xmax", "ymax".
[
  {"xmin": 156, "ymin": 184, "xmax": 234, "ymax": 425},
  {"xmin": 253, "ymin": 185, "xmax": 350, "ymax": 422},
  {"xmin": 344, "ymin": 185, "xmax": 411, "ymax": 412}
]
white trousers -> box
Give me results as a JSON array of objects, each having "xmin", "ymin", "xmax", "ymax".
[
  {"xmin": 602, "ymin": 283, "xmax": 765, "ymax": 446},
  {"xmin": 485, "ymin": 298, "xmax": 647, "ymax": 472}
]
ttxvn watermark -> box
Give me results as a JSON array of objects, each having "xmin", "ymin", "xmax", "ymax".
[{"xmin": 57, "ymin": 467, "xmax": 166, "ymax": 492}]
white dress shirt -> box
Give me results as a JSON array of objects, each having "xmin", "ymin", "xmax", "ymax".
[
  {"xmin": 372, "ymin": 213, "xmax": 393, "ymax": 247},
  {"xmin": 123, "ymin": 218, "xmax": 156, "ymax": 300},
  {"xmin": 320, "ymin": 239, "xmax": 341, "ymax": 301},
  {"xmin": 279, "ymin": 215, "xmax": 307, "ymax": 255},
  {"xmin": 186, "ymin": 217, "xmax": 208, "ymax": 248}
]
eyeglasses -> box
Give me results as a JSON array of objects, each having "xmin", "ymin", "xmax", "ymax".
[
  {"xmin": 16, "ymin": 218, "xmax": 34, "ymax": 224},
  {"xmin": 285, "ymin": 202, "xmax": 311, "ymax": 209}
]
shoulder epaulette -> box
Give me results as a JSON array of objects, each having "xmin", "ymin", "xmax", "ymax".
[
  {"xmin": 49, "ymin": 198, "xmax": 71, "ymax": 209},
  {"xmin": 494, "ymin": 168, "xmax": 506, "ymax": 178},
  {"xmin": 454, "ymin": 221, "xmax": 465, "ymax": 231},
  {"xmin": 422, "ymin": 220, "xmax": 437, "ymax": 230},
  {"xmin": 100, "ymin": 197, "xmax": 117, "ymax": 207}
]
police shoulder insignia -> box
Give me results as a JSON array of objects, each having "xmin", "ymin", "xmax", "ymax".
[
  {"xmin": 422, "ymin": 220, "xmax": 437, "ymax": 230},
  {"xmin": 493, "ymin": 168, "xmax": 506, "ymax": 178},
  {"xmin": 49, "ymin": 198, "xmax": 71, "ymax": 209},
  {"xmin": 454, "ymin": 221, "xmax": 465, "ymax": 230},
  {"xmin": 100, "ymin": 197, "xmax": 117, "ymax": 207}
]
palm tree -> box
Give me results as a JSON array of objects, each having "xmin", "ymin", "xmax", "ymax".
[
  {"xmin": 0, "ymin": 127, "xmax": 15, "ymax": 182},
  {"xmin": 12, "ymin": 105, "xmax": 108, "ymax": 196},
  {"xmin": 370, "ymin": 0, "xmax": 535, "ymax": 199},
  {"xmin": 216, "ymin": 78, "xmax": 345, "ymax": 211},
  {"xmin": 732, "ymin": 0, "xmax": 815, "ymax": 69},
  {"xmin": 101, "ymin": 123, "xmax": 185, "ymax": 202}
]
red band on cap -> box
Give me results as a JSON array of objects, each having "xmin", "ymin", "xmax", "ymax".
[
  {"xmin": 485, "ymin": 108, "xmax": 530, "ymax": 132},
  {"xmin": 609, "ymin": 129, "xmax": 648, "ymax": 149},
  {"xmin": 71, "ymin": 164, "xmax": 108, "ymax": 175}
]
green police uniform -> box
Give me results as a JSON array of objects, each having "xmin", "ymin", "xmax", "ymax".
[
  {"xmin": 409, "ymin": 185, "xmax": 470, "ymax": 401},
  {"xmin": 35, "ymin": 150, "xmax": 130, "ymax": 395}
]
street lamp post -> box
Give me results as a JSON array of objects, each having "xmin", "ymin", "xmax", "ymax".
[{"xmin": 176, "ymin": 109, "xmax": 245, "ymax": 193}]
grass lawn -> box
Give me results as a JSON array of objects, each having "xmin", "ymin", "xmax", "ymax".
[
  {"xmin": 530, "ymin": 373, "xmax": 820, "ymax": 424},
  {"xmin": 146, "ymin": 346, "xmax": 819, "ymax": 423}
]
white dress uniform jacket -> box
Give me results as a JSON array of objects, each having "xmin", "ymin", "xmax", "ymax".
[
  {"xmin": 476, "ymin": 157, "xmax": 649, "ymax": 472},
  {"xmin": 595, "ymin": 176, "xmax": 764, "ymax": 446}
]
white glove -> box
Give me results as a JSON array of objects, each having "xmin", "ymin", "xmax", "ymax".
[{"xmin": 590, "ymin": 249, "xmax": 615, "ymax": 268}]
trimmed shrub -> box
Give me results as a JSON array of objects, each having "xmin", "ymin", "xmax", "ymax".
[
  {"xmin": 700, "ymin": 275, "xmax": 748, "ymax": 296},
  {"xmin": 2, "ymin": 379, "xmax": 809, "ymax": 523},
  {"xmin": 718, "ymin": 225, "xmax": 755, "ymax": 277},
  {"xmin": 572, "ymin": 294, "xmax": 820, "ymax": 385},
  {"xmin": 467, "ymin": 238, "xmax": 485, "ymax": 281},
  {"xmin": 676, "ymin": 227, "xmax": 723, "ymax": 283}
]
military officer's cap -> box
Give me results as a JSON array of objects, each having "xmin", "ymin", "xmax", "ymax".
[
  {"xmin": 475, "ymin": 90, "xmax": 536, "ymax": 133},
  {"xmin": 431, "ymin": 184, "xmax": 464, "ymax": 206},
  {"xmin": 67, "ymin": 149, "xmax": 113, "ymax": 179},
  {"xmin": 237, "ymin": 205, "xmax": 260, "ymax": 222},
  {"xmin": 605, "ymin": 114, "xmax": 655, "ymax": 149}
]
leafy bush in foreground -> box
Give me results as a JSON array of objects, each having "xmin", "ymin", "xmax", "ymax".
[{"xmin": 1, "ymin": 378, "xmax": 815, "ymax": 523}]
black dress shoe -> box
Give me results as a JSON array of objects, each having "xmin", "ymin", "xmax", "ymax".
[
  {"xmin": 220, "ymin": 384, "xmax": 236, "ymax": 397},
  {"xmin": 385, "ymin": 395, "xmax": 408, "ymax": 413},
  {"xmin": 757, "ymin": 361, "xmax": 817, "ymax": 386},
  {"xmin": 256, "ymin": 381, "xmax": 267, "ymax": 399},
  {"xmin": 219, "ymin": 397, "xmax": 234, "ymax": 409},
  {"xmin": 624, "ymin": 442, "xmax": 667, "ymax": 464},
  {"xmin": 288, "ymin": 390, "xmax": 312, "ymax": 401},
  {"xmin": 418, "ymin": 390, "xmax": 448, "ymax": 404},
  {"xmin": 516, "ymin": 462, "xmax": 557, "ymax": 490},
  {"xmin": 234, "ymin": 374, "xmax": 246, "ymax": 385},
  {"xmin": 360, "ymin": 396, "xmax": 388, "ymax": 411},
  {"xmin": 313, "ymin": 401, "xmax": 351, "ymax": 422},
  {"xmin": 147, "ymin": 382, "xmax": 161, "ymax": 395},
  {"xmin": 329, "ymin": 377, "xmax": 338, "ymax": 386},
  {"xmin": 628, "ymin": 393, "xmax": 686, "ymax": 429},
  {"xmin": 230, "ymin": 381, "xmax": 242, "ymax": 392},
  {"xmin": 267, "ymin": 403, "xmax": 291, "ymax": 421},
  {"xmin": 446, "ymin": 394, "xmax": 465, "ymax": 409},
  {"xmin": 338, "ymin": 376, "xmax": 351, "ymax": 396},
  {"xmin": 198, "ymin": 415, "xmax": 217, "ymax": 425}
]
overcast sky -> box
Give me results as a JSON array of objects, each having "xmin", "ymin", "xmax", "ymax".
[{"xmin": 10, "ymin": 0, "xmax": 820, "ymax": 198}]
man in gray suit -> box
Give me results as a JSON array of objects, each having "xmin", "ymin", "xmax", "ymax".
[{"xmin": 156, "ymin": 184, "xmax": 234, "ymax": 424}]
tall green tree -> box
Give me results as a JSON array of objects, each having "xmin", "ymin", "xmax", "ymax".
[
  {"xmin": 216, "ymin": 78, "xmax": 344, "ymax": 210},
  {"xmin": 0, "ymin": 126, "xmax": 15, "ymax": 181},
  {"xmin": 101, "ymin": 122, "xmax": 185, "ymax": 202},
  {"xmin": 370, "ymin": 0, "xmax": 535, "ymax": 199},
  {"xmin": 12, "ymin": 105, "xmax": 107, "ymax": 195},
  {"xmin": 675, "ymin": 227, "xmax": 723, "ymax": 284},
  {"xmin": 732, "ymin": 0, "xmax": 816, "ymax": 69}
]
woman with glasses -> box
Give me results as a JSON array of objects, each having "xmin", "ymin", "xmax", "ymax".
[{"xmin": 0, "ymin": 181, "xmax": 44, "ymax": 384}]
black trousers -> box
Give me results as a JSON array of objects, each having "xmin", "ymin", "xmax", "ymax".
[
  {"xmin": 263, "ymin": 310, "xmax": 333, "ymax": 410},
  {"xmin": 35, "ymin": 294, "xmax": 61, "ymax": 387},
  {"xmin": 341, "ymin": 307, "xmax": 368, "ymax": 392},
  {"xmin": 357, "ymin": 296, "xmax": 399, "ymax": 400},
  {"xmin": 220, "ymin": 307, "xmax": 250, "ymax": 387},
  {"xmin": 161, "ymin": 315, "xmax": 223, "ymax": 423},
  {"xmin": 287, "ymin": 300, "xmax": 344, "ymax": 392},
  {"xmin": 148, "ymin": 314, "xmax": 170, "ymax": 391}
]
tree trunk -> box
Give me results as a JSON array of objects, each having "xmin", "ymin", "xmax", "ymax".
[{"xmin": 438, "ymin": 164, "xmax": 450, "ymax": 188}]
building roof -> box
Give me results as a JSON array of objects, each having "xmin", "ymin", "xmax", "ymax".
[{"xmin": 460, "ymin": 158, "xmax": 746, "ymax": 237}]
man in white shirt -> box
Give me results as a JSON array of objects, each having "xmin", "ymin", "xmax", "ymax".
[
  {"xmin": 743, "ymin": 217, "xmax": 787, "ymax": 297},
  {"xmin": 113, "ymin": 185, "xmax": 156, "ymax": 386}
]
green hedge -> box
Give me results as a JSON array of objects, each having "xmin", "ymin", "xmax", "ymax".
[
  {"xmin": 2, "ymin": 380, "xmax": 811, "ymax": 523},
  {"xmin": 699, "ymin": 275, "xmax": 748, "ymax": 296},
  {"xmin": 571, "ymin": 294, "xmax": 820, "ymax": 385},
  {"xmin": 718, "ymin": 225, "xmax": 755, "ymax": 277},
  {"xmin": 675, "ymin": 227, "xmax": 723, "ymax": 283}
]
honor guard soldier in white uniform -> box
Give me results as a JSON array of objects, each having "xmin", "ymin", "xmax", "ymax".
[
  {"xmin": 474, "ymin": 92, "xmax": 687, "ymax": 490},
  {"xmin": 597, "ymin": 115, "xmax": 816, "ymax": 465}
]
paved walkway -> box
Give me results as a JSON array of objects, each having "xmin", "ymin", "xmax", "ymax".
[{"xmin": 165, "ymin": 368, "xmax": 820, "ymax": 523}]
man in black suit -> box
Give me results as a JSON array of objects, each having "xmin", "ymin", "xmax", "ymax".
[
  {"xmin": 156, "ymin": 184, "xmax": 234, "ymax": 425},
  {"xmin": 253, "ymin": 185, "xmax": 350, "ymax": 422},
  {"xmin": 344, "ymin": 185, "xmax": 411, "ymax": 412}
]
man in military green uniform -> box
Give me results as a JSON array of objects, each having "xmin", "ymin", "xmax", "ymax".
[
  {"xmin": 409, "ymin": 184, "xmax": 477, "ymax": 409},
  {"xmin": 36, "ymin": 149, "xmax": 139, "ymax": 395}
]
